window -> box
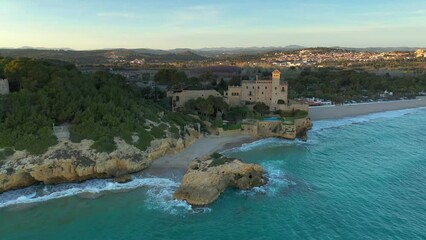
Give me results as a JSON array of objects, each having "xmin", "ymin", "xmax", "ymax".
[
  {"xmin": 176, "ymin": 96, "xmax": 180, "ymax": 102},
  {"xmin": 249, "ymin": 91, "xmax": 252, "ymax": 96},
  {"xmin": 265, "ymin": 86, "xmax": 267, "ymax": 89},
  {"xmin": 258, "ymin": 86, "xmax": 260, "ymax": 89},
  {"xmin": 246, "ymin": 86, "xmax": 248, "ymax": 89},
  {"xmin": 275, "ymin": 87, "xmax": 277, "ymax": 90},
  {"xmin": 282, "ymin": 87, "xmax": 285, "ymax": 92}
]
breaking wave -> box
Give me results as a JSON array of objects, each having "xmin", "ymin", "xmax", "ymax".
[
  {"xmin": 312, "ymin": 107, "xmax": 426, "ymax": 132},
  {"xmin": 0, "ymin": 177, "xmax": 210, "ymax": 214}
]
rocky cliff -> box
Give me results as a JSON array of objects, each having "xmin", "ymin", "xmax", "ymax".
[
  {"xmin": 239, "ymin": 117, "xmax": 313, "ymax": 141},
  {"xmin": 0, "ymin": 128, "xmax": 201, "ymax": 193},
  {"xmin": 174, "ymin": 153, "xmax": 266, "ymax": 205}
]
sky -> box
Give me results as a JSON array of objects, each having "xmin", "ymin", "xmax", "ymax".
[{"xmin": 1, "ymin": 0, "xmax": 426, "ymax": 50}]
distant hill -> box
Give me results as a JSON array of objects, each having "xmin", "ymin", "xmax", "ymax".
[
  {"xmin": 0, "ymin": 46, "xmax": 423, "ymax": 65},
  {"xmin": 0, "ymin": 48, "xmax": 207, "ymax": 65}
]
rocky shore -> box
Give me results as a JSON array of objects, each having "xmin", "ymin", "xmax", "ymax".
[
  {"xmin": 0, "ymin": 128, "xmax": 201, "ymax": 193},
  {"xmin": 174, "ymin": 153, "xmax": 266, "ymax": 205},
  {"xmin": 0, "ymin": 117, "xmax": 313, "ymax": 197}
]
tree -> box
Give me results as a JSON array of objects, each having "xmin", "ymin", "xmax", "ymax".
[
  {"xmin": 215, "ymin": 79, "xmax": 228, "ymax": 94},
  {"xmin": 253, "ymin": 102, "xmax": 270, "ymax": 116},
  {"xmin": 154, "ymin": 68, "xmax": 188, "ymax": 89},
  {"xmin": 224, "ymin": 106, "xmax": 252, "ymax": 123}
]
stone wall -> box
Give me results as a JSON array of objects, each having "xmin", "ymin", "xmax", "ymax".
[
  {"xmin": 238, "ymin": 116, "xmax": 311, "ymax": 140},
  {"xmin": 167, "ymin": 90, "xmax": 222, "ymax": 112}
]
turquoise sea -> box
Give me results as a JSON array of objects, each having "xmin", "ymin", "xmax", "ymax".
[{"xmin": 0, "ymin": 108, "xmax": 425, "ymax": 240}]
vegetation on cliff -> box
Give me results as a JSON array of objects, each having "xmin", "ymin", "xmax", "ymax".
[{"xmin": 0, "ymin": 57, "xmax": 200, "ymax": 155}]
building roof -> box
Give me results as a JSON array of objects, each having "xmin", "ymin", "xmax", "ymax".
[{"xmin": 272, "ymin": 69, "xmax": 281, "ymax": 74}]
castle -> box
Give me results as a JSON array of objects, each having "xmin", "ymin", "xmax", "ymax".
[
  {"xmin": 224, "ymin": 69, "xmax": 288, "ymax": 111},
  {"xmin": 0, "ymin": 79, "xmax": 9, "ymax": 95},
  {"xmin": 167, "ymin": 69, "xmax": 307, "ymax": 113}
]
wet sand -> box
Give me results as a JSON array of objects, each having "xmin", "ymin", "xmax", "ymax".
[
  {"xmin": 309, "ymin": 97, "xmax": 426, "ymax": 120},
  {"xmin": 141, "ymin": 134, "xmax": 254, "ymax": 179}
]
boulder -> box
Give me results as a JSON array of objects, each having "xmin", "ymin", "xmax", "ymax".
[
  {"xmin": 174, "ymin": 153, "xmax": 266, "ymax": 205},
  {"xmin": 114, "ymin": 174, "xmax": 132, "ymax": 183}
]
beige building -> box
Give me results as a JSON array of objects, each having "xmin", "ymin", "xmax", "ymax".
[
  {"xmin": 0, "ymin": 79, "xmax": 9, "ymax": 95},
  {"xmin": 224, "ymin": 70, "xmax": 288, "ymax": 111},
  {"xmin": 167, "ymin": 89, "xmax": 222, "ymax": 112}
]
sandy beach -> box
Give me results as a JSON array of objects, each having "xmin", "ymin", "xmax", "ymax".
[
  {"xmin": 309, "ymin": 96, "xmax": 426, "ymax": 120},
  {"xmin": 141, "ymin": 134, "xmax": 254, "ymax": 179}
]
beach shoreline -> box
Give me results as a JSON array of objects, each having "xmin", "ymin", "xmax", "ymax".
[
  {"xmin": 309, "ymin": 96, "xmax": 426, "ymax": 121},
  {"xmin": 144, "ymin": 99, "xmax": 426, "ymax": 179},
  {"xmin": 141, "ymin": 134, "xmax": 254, "ymax": 179}
]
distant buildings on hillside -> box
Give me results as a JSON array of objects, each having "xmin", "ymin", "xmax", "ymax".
[
  {"xmin": 415, "ymin": 49, "xmax": 426, "ymax": 58},
  {"xmin": 0, "ymin": 79, "xmax": 9, "ymax": 95}
]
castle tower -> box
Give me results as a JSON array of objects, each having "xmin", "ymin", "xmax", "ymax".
[{"xmin": 272, "ymin": 69, "xmax": 281, "ymax": 81}]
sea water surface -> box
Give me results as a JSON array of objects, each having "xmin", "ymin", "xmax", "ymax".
[{"xmin": 1, "ymin": 108, "xmax": 425, "ymax": 240}]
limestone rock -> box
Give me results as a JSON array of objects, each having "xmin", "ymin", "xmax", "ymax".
[
  {"xmin": 174, "ymin": 153, "xmax": 266, "ymax": 205},
  {"xmin": 0, "ymin": 127, "xmax": 201, "ymax": 193},
  {"xmin": 114, "ymin": 174, "xmax": 132, "ymax": 183}
]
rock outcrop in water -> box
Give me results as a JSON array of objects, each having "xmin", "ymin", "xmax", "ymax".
[
  {"xmin": 174, "ymin": 153, "xmax": 266, "ymax": 205},
  {"xmin": 0, "ymin": 128, "xmax": 201, "ymax": 193}
]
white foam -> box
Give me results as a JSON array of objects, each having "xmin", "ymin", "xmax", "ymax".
[
  {"xmin": 312, "ymin": 107, "xmax": 426, "ymax": 132},
  {"xmin": 223, "ymin": 137, "xmax": 312, "ymax": 154},
  {"xmin": 0, "ymin": 177, "xmax": 203, "ymax": 215},
  {"xmin": 239, "ymin": 163, "xmax": 289, "ymax": 196}
]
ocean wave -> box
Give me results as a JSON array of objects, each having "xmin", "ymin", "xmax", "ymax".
[
  {"xmin": 223, "ymin": 137, "xmax": 312, "ymax": 154},
  {"xmin": 239, "ymin": 163, "xmax": 308, "ymax": 197},
  {"xmin": 312, "ymin": 107, "xmax": 426, "ymax": 132},
  {"xmin": 0, "ymin": 177, "xmax": 209, "ymax": 214}
]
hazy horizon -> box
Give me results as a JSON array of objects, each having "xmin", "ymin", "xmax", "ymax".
[
  {"xmin": 1, "ymin": 0, "xmax": 426, "ymax": 50},
  {"xmin": 2, "ymin": 45, "xmax": 425, "ymax": 52}
]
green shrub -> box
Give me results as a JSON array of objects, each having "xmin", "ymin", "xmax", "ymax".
[
  {"xmin": 150, "ymin": 126, "xmax": 166, "ymax": 139},
  {"xmin": 135, "ymin": 129, "xmax": 154, "ymax": 151},
  {"xmin": 91, "ymin": 136, "xmax": 116, "ymax": 153},
  {"xmin": 294, "ymin": 110, "xmax": 308, "ymax": 119},
  {"xmin": 209, "ymin": 153, "xmax": 234, "ymax": 167},
  {"xmin": 169, "ymin": 126, "xmax": 180, "ymax": 137},
  {"xmin": 0, "ymin": 148, "xmax": 15, "ymax": 160},
  {"xmin": 213, "ymin": 118, "xmax": 223, "ymax": 128},
  {"xmin": 223, "ymin": 123, "xmax": 242, "ymax": 131}
]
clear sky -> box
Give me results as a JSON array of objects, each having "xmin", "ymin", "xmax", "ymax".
[{"xmin": 1, "ymin": 0, "xmax": 426, "ymax": 50}]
